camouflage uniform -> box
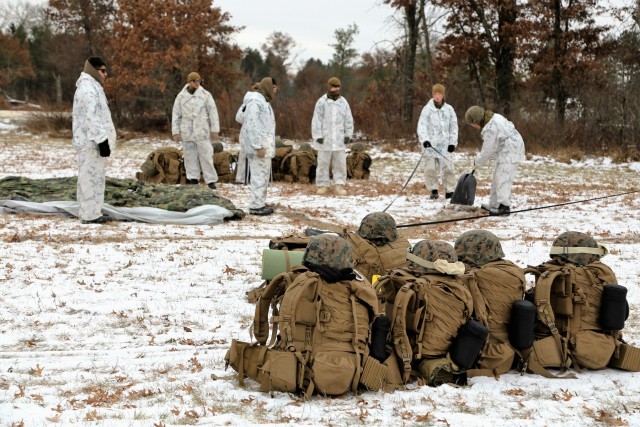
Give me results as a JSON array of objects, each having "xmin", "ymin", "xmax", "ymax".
[
  {"xmin": 416, "ymin": 97, "xmax": 458, "ymax": 195},
  {"xmin": 303, "ymin": 234, "xmax": 353, "ymax": 270},
  {"xmin": 171, "ymin": 82, "xmax": 220, "ymax": 185},
  {"xmin": 467, "ymin": 107, "xmax": 525, "ymax": 210},
  {"xmin": 240, "ymin": 78, "xmax": 277, "ymax": 211},
  {"xmin": 549, "ymin": 231, "xmax": 604, "ymax": 266},
  {"xmin": 72, "ymin": 69, "xmax": 116, "ymax": 222},
  {"xmin": 234, "ymin": 89, "xmax": 256, "ymax": 185},
  {"xmin": 311, "ymin": 79, "xmax": 354, "ymax": 191}
]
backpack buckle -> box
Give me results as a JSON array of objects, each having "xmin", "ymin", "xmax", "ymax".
[{"xmin": 319, "ymin": 311, "xmax": 331, "ymax": 322}]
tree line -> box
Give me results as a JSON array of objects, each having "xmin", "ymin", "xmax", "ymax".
[{"xmin": 1, "ymin": 0, "xmax": 639, "ymax": 158}]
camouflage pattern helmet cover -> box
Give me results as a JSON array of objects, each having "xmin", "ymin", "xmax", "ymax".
[
  {"xmin": 465, "ymin": 106, "xmax": 485, "ymax": 124},
  {"xmin": 212, "ymin": 142, "xmax": 224, "ymax": 153},
  {"xmin": 454, "ymin": 229, "xmax": 505, "ymax": 268},
  {"xmin": 352, "ymin": 142, "xmax": 366, "ymax": 152},
  {"xmin": 357, "ymin": 212, "xmax": 398, "ymax": 243},
  {"xmin": 550, "ymin": 231, "xmax": 601, "ymax": 265},
  {"xmin": 303, "ymin": 234, "xmax": 353, "ymax": 270},
  {"xmin": 410, "ymin": 240, "xmax": 457, "ymax": 274}
]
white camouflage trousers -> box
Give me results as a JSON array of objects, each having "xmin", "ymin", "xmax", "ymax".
[
  {"xmin": 424, "ymin": 155, "xmax": 456, "ymax": 193},
  {"xmin": 76, "ymin": 146, "xmax": 106, "ymax": 221},
  {"xmin": 248, "ymin": 156, "xmax": 271, "ymax": 209},
  {"xmin": 316, "ymin": 150, "xmax": 347, "ymax": 187},
  {"xmin": 183, "ymin": 139, "xmax": 218, "ymax": 183},
  {"xmin": 488, "ymin": 162, "xmax": 519, "ymax": 208}
]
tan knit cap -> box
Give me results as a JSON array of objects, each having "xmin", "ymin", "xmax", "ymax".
[
  {"xmin": 432, "ymin": 84, "xmax": 445, "ymax": 96},
  {"xmin": 187, "ymin": 72, "xmax": 201, "ymax": 83}
]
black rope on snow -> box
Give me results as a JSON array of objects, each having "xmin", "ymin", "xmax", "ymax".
[
  {"xmin": 382, "ymin": 149, "xmax": 426, "ymax": 212},
  {"xmin": 396, "ymin": 190, "xmax": 640, "ymax": 229}
]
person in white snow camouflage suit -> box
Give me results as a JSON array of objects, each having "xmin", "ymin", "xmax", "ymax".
[
  {"xmin": 417, "ymin": 84, "xmax": 459, "ymax": 200},
  {"xmin": 311, "ymin": 77, "xmax": 354, "ymax": 196},
  {"xmin": 72, "ymin": 56, "xmax": 116, "ymax": 224},
  {"xmin": 240, "ymin": 77, "xmax": 278, "ymax": 215},
  {"xmin": 465, "ymin": 106, "xmax": 525, "ymax": 216},
  {"xmin": 171, "ymin": 72, "xmax": 220, "ymax": 190}
]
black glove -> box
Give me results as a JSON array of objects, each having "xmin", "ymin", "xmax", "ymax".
[
  {"xmin": 448, "ymin": 144, "xmax": 455, "ymax": 153},
  {"xmin": 422, "ymin": 141, "xmax": 431, "ymax": 148},
  {"xmin": 343, "ymin": 136, "xmax": 350, "ymax": 144},
  {"xmin": 316, "ymin": 138, "xmax": 324, "ymax": 144},
  {"xmin": 98, "ymin": 140, "xmax": 111, "ymax": 157}
]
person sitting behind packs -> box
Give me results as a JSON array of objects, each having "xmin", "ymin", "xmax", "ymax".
[
  {"xmin": 171, "ymin": 71, "xmax": 220, "ymax": 190},
  {"xmin": 464, "ymin": 106, "xmax": 525, "ymax": 216},
  {"xmin": 343, "ymin": 212, "xmax": 411, "ymax": 283},
  {"xmin": 455, "ymin": 229, "xmax": 525, "ymax": 375}
]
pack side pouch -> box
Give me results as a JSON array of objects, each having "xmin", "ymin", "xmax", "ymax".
[
  {"xmin": 551, "ymin": 275, "xmax": 573, "ymax": 317},
  {"xmin": 260, "ymin": 350, "xmax": 299, "ymax": 392},
  {"xmin": 224, "ymin": 339, "xmax": 268, "ymax": 383},
  {"xmin": 312, "ymin": 351, "xmax": 357, "ymax": 396},
  {"xmin": 609, "ymin": 343, "xmax": 640, "ymax": 372},
  {"xmin": 359, "ymin": 355, "xmax": 387, "ymax": 391},
  {"xmin": 450, "ymin": 319, "xmax": 489, "ymax": 370},
  {"xmin": 140, "ymin": 158, "xmax": 158, "ymax": 176},
  {"xmin": 165, "ymin": 157, "xmax": 181, "ymax": 183},
  {"xmin": 571, "ymin": 330, "xmax": 616, "ymax": 370},
  {"xmin": 478, "ymin": 339, "xmax": 516, "ymax": 375},
  {"xmin": 531, "ymin": 335, "xmax": 563, "ymax": 368}
]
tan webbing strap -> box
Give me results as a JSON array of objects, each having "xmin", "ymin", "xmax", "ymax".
[
  {"xmin": 350, "ymin": 294, "xmax": 363, "ymax": 394},
  {"xmin": 391, "ymin": 284, "xmax": 415, "ymax": 383},
  {"xmin": 465, "ymin": 273, "xmax": 489, "ymax": 326},
  {"xmin": 549, "ymin": 245, "xmax": 608, "ymax": 257},
  {"xmin": 535, "ymin": 270, "xmax": 571, "ymax": 368}
]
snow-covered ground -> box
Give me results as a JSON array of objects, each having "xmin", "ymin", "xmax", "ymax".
[{"xmin": 1, "ymin": 112, "xmax": 639, "ymax": 426}]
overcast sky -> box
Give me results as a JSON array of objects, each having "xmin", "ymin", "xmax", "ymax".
[{"xmin": 214, "ymin": 0, "xmax": 401, "ymax": 67}]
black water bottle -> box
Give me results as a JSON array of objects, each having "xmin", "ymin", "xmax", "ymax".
[
  {"xmin": 599, "ymin": 284, "xmax": 628, "ymax": 331},
  {"xmin": 450, "ymin": 319, "xmax": 489, "ymax": 369},
  {"xmin": 370, "ymin": 315, "xmax": 391, "ymax": 362},
  {"xmin": 509, "ymin": 300, "xmax": 536, "ymax": 350}
]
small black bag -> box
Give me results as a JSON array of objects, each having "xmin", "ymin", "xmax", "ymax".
[
  {"xmin": 509, "ymin": 300, "xmax": 536, "ymax": 350},
  {"xmin": 370, "ymin": 315, "xmax": 391, "ymax": 362},
  {"xmin": 449, "ymin": 170, "xmax": 476, "ymax": 206},
  {"xmin": 450, "ymin": 319, "xmax": 489, "ymax": 369},
  {"xmin": 599, "ymin": 284, "xmax": 628, "ymax": 331}
]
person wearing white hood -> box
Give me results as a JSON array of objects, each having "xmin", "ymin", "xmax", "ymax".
[
  {"xmin": 240, "ymin": 77, "xmax": 278, "ymax": 215},
  {"xmin": 234, "ymin": 82, "xmax": 260, "ymax": 185},
  {"xmin": 72, "ymin": 56, "xmax": 117, "ymax": 224}
]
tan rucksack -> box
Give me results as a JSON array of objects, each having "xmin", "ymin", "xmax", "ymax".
[
  {"xmin": 135, "ymin": 147, "xmax": 186, "ymax": 184},
  {"xmin": 281, "ymin": 150, "xmax": 317, "ymax": 183},
  {"xmin": 463, "ymin": 260, "xmax": 526, "ymax": 376},
  {"xmin": 347, "ymin": 151, "xmax": 372, "ymax": 180},
  {"xmin": 213, "ymin": 151, "xmax": 237, "ymax": 183},
  {"xmin": 523, "ymin": 261, "xmax": 621, "ymax": 377},
  {"xmin": 374, "ymin": 269, "xmax": 474, "ymax": 383},
  {"xmin": 342, "ymin": 232, "xmax": 410, "ymax": 284},
  {"xmin": 226, "ymin": 267, "xmax": 383, "ymax": 397},
  {"xmin": 271, "ymin": 145, "xmax": 293, "ymax": 181}
]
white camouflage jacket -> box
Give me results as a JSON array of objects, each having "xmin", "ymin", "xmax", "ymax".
[
  {"xmin": 416, "ymin": 99, "xmax": 458, "ymax": 156},
  {"xmin": 239, "ymin": 91, "xmax": 276, "ymax": 158},
  {"xmin": 171, "ymin": 85, "xmax": 220, "ymax": 141},
  {"xmin": 72, "ymin": 72, "xmax": 116, "ymax": 151},
  {"xmin": 476, "ymin": 113, "xmax": 526, "ymax": 166},
  {"xmin": 311, "ymin": 94, "xmax": 354, "ymax": 151}
]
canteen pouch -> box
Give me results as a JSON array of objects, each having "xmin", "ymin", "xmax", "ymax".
[
  {"xmin": 259, "ymin": 350, "xmax": 299, "ymax": 392},
  {"xmin": 599, "ymin": 284, "xmax": 628, "ymax": 331},
  {"xmin": 509, "ymin": 300, "xmax": 536, "ymax": 350},
  {"xmin": 571, "ymin": 330, "xmax": 616, "ymax": 370},
  {"xmin": 311, "ymin": 351, "xmax": 358, "ymax": 395},
  {"xmin": 450, "ymin": 319, "xmax": 489, "ymax": 369}
]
